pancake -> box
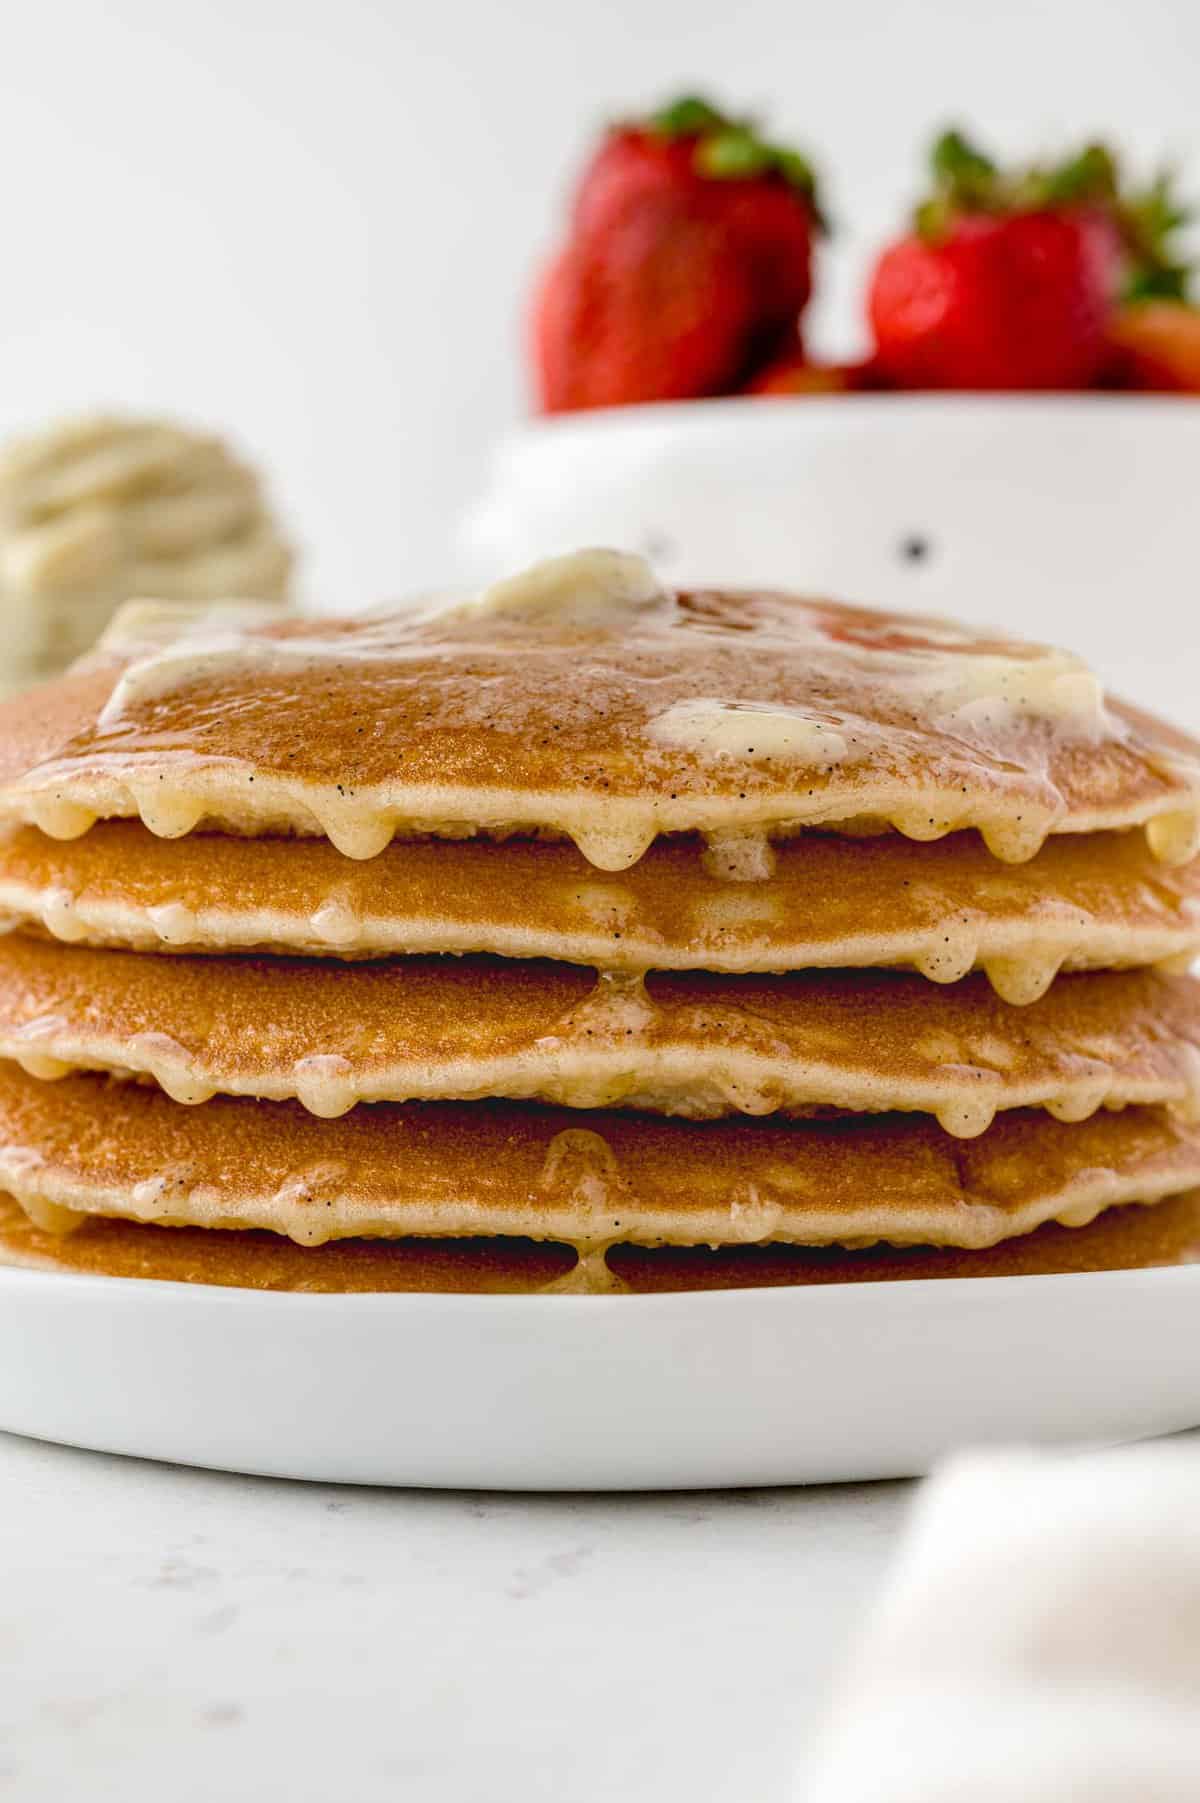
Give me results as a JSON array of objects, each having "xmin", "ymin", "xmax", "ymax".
[
  {"xmin": 1, "ymin": 937, "xmax": 1198, "ymax": 1136},
  {"xmin": 2, "ymin": 822, "xmax": 1197, "ymax": 1002},
  {"xmin": 1, "ymin": 1063, "xmax": 1198, "ymax": 1253},
  {"xmin": 2, "ymin": 1187, "xmax": 1196, "ymax": 1293},
  {"xmin": 3, "ymin": 550, "xmax": 1199, "ymax": 870}
]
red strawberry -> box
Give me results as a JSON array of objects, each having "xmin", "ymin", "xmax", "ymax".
[
  {"xmin": 868, "ymin": 131, "xmax": 1190, "ymax": 391},
  {"xmin": 530, "ymin": 95, "xmax": 823, "ymax": 412}
]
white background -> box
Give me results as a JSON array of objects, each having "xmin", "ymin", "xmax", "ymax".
[
  {"xmin": 3, "ymin": 13, "xmax": 1200, "ymax": 1797},
  {"xmin": 2, "ymin": 0, "xmax": 1198, "ymax": 601}
]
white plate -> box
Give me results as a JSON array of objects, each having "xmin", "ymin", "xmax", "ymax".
[{"xmin": 1, "ymin": 1261, "xmax": 1197, "ymax": 1488}]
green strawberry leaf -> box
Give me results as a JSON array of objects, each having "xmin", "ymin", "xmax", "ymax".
[
  {"xmin": 914, "ymin": 126, "xmax": 1194, "ymax": 298},
  {"xmin": 931, "ymin": 129, "xmax": 996, "ymax": 202},
  {"xmin": 695, "ymin": 128, "xmax": 773, "ymax": 180},
  {"xmin": 1118, "ymin": 169, "xmax": 1192, "ymax": 302},
  {"xmin": 640, "ymin": 92, "xmax": 827, "ymax": 228},
  {"xmin": 650, "ymin": 95, "xmax": 729, "ymax": 139}
]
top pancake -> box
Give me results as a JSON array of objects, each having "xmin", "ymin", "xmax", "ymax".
[{"xmin": 3, "ymin": 549, "xmax": 1199, "ymax": 870}]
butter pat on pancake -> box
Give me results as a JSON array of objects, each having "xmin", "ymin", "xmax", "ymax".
[
  {"xmin": 0, "ymin": 822, "xmax": 1198, "ymax": 1001},
  {"xmin": 1, "ymin": 938, "xmax": 1199, "ymax": 1133},
  {"xmin": 0, "ymin": 1064, "xmax": 1199, "ymax": 1250},
  {"xmin": 2, "ymin": 551, "xmax": 1199, "ymax": 867}
]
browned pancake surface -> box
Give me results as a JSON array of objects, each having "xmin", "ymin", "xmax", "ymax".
[
  {"xmin": 3, "ymin": 584, "xmax": 1198, "ymax": 867},
  {"xmin": 1, "ymin": 936, "xmax": 1198, "ymax": 1135},
  {"xmin": 1, "ymin": 1064, "xmax": 1198, "ymax": 1250},
  {"xmin": 1, "ymin": 1188, "xmax": 1196, "ymax": 1294},
  {"xmin": 2, "ymin": 823, "xmax": 1197, "ymax": 998}
]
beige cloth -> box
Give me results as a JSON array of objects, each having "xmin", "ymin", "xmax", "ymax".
[{"xmin": 807, "ymin": 1446, "xmax": 1200, "ymax": 1801}]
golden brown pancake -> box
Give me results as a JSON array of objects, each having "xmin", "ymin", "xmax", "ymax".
[
  {"xmin": 0, "ymin": 1186, "xmax": 1198, "ymax": 1294},
  {"xmin": 1, "ymin": 1063, "xmax": 1198, "ymax": 1251},
  {"xmin": 2, "ymin": 936, "xmax": 1199, "ymax": 1137},
  {"xmin": 2, "ymin": 822, "xmax": 1197, "ymax": 1002},
  {"xmin": 2, "ymin": 553, "xmax": 1199, "ymax": 869},
  {"xmin": 0, "ymin": 1190, "xmax": 577, "ymax": 1293}
]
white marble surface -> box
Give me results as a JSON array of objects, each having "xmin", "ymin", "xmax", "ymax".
[{"xmin": 0, "ymin": 1431, "xmax": 910, "ymax": 1801}]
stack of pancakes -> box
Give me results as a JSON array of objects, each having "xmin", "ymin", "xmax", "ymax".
[{"xmin": 1, "ymin": 547, "xmax": 1200, "ymax": 1295}]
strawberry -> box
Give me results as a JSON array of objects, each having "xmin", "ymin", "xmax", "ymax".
[
  {"xmin": 745, "ymin": 349, "xmax": 883, "ymax": 396},
  {"xmin": 1107, "ymin": 302, "xmax": 1200, "ymax": 391},
  {"xmin": 867, "ymin": 130, "xmax": 1190, "ymax": 391},
  {"xmin": 530, "ymin": 95, "xmax": 823, "ymax": 412}
]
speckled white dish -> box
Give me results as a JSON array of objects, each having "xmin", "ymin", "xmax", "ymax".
[{"xmin": 0, "ymin": 1262, "xmax": 1197, "ymax": 1489}]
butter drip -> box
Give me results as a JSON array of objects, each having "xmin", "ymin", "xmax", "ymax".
[{"xmin": 9, "ymin": 549, "xmax": 1200, "ymax": 874}]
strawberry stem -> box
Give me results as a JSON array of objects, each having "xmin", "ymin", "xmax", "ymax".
[
  {"xmin": 914, "ymin": 125, "xmax": 1193, "ymax": 299},
  {"xmin": 640, "ymin": 92, "xmax": 826, "ymax": 227},
  {"xmin": 650, "ymin": 95, "xmax": 727, "ymax": 138}
]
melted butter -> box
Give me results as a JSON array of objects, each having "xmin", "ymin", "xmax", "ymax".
[
  {"xmin": 146, "ymin": 900, "xmax": 199, "ymax": 945},
  {"xmin": 468, "ymin": 548, "xmax": 667, "ymax": 625},
  {"xmin": 1146, "ymin": 807, "xmax": 1200, "ymax": 867},
  {"xmin": 540, "ymin": 1245, "xmax": 629, "ymax": 1295},
  {"xmin": 538, "ymin": 972, "xmax": 659, "ymax": 1054},
  {"xmin": 932, "ymin": 652, "xmax": 1111, "ymax": 738},
  {"xmin": 649, "ymin": 699, "xmax": 854, "ymax": 765},
  {"xmin": 569, "ymin": 881, "xmax": 638, "ymax": 937},
  {"xmin": 16, "ymin": 550, "xmax": 1199, "ymax": 876},
  {"xmin": 891, "ymin": 806, "xmax": 959, "ymax": 845},
  {"xmin": 982, "ymin": 952, "xmax": 1063, "ymax": 1006},
  {"xmin": 13, "ymin": 1051, "xmax": 72, "ymax": 1081},
  {"xmin": 913, "ymin": 925, "xmax": 979, "ymax": 986},
  {"xmin": 692, "ymin": 887, "xmax": 782, "ymax": 934},
  {"xmin": 293, "ymin": 1053, "xmax": 359, "ymax": 1119},
  {"xmin": 94, "ymin": 596, "xmax": 291, "ymax": 659},
  {"xmin": 1172, "ymin": 1044, "xmax": 1200, "ymax": 1123},
  {"xmin": 538, "ymin": 1127, "xmax": 630, "ymax": 1239},
  {"xmin": 96, "ymin": 550, "xmax": 665, "ymax": 728},
  {"xmin": 311, "ymin": 803, "xmax": 396, "ymax": 863},
  {"xmin": 41, "ymin": 886, "xmax": 88, "ymax": 943},
  {"xmin": 154, "ymin": 1071, "xmax": 216, "ymax": 1106},
  {"xmin": 29, "ymin": 797, "xmax": 96, "ymax": 841},
  {"xmin": 17, "ymin": 1192, "xmax": 82, "ymax": 1234},
  {"xmin": 1156, "ymin": 949, "xmax": 1198, "ymax": 977},
  {"xmin": 1056, "ymin": 1198, "xmax": 1108, "ymax": 1229},
  {"xmin": 702, "ymin": 830, "xmax": 777, "ymax": 883},
  {"xmin": 268, "ymin": 1161, "xmax": 351, "ymax": 1247},
  {"xmin": 125, "ymin": 1030, "xmax": 214, "ymax": 1105},
  {"xmin": 129, "ymin": 1165, "xmax": 200, "ymax": 1212},
  {"xmin": 94, "ymin": 610, "xmax": 412, "ymax": 729},
  {"xmin": 967, "ymin": 1034, "xmax": 1018, "ymax": 1073},
  {"xmin": 934, "ymin": 1096, "xmax": 999, "ymax": 1139},
  {"xmin": 309, "ymin": 895, "xmax": 362, "ymax": 947},
  {"xmin": 1045, "ymin": 1084, "xmax": 1110, "ymax": 1124},
  {"xmin": 0, "ymin": 1146, "xmax": 81, "ymax": 1234},
  {"xmin": 131, "ymin": 785, "xmax": 205, "ymax": 840},
  {"xmin": 978, "ymin": 815, "xmax": 1056, "ymax": 864},
  {"xmin": 568, "ymin": 816, "xmax": 659, "ymax": 873},
  {"xmin": 726, "ymin": 1190, "xmax": 785, "ymax": 1242}
]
